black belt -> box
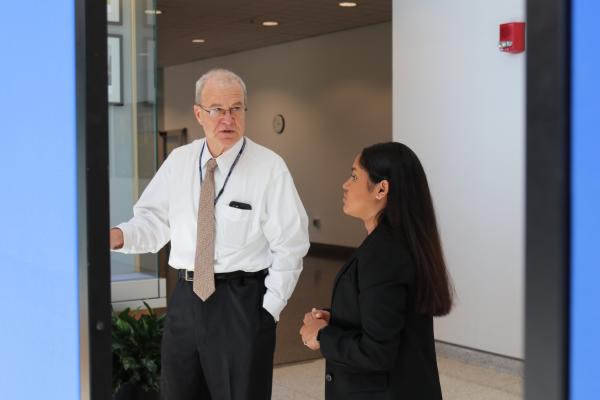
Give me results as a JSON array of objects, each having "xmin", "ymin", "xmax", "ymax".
[{"xmin": 178, "ymin": 269, "xmax": 267, "ymax": 282}]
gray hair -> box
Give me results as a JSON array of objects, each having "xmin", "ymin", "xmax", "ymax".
[{"xmin": 194, "ymin": 68, "xmax": 248, "ymax": 106}]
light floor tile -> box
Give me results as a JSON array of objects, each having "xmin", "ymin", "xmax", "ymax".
[
  {"xmin": 273, "ymin": 359, "xmax": 325, "ymax": 399},
  {"xmin": 273, "ymin": 356, "xmax": 523, "ymax": 400}
]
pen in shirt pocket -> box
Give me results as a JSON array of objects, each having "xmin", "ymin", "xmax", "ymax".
[{"xmin": 229, "ymin": 201, "xmax": 252, "ymax": 210}]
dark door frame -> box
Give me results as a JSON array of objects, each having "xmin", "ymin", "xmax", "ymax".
[
  {"xmin": 80, "ymin": 0, "xmax": 576, "ymax": 398},
  {"xmin": 525, "ymin": 0, "xmax": 571, "ymax": 399},
  {"xmin": 77, "ymin": 0, "xmax": 112, "ymax": 398}
]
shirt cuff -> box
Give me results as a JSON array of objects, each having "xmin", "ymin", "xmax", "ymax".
[{"xmin": 262, "ymin": 291, "xmax": 286, "ymax": 322}]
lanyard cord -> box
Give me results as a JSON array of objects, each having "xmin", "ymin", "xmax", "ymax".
[{"xmin": 199, "ymin": 137, "xmax": 246, "ymax": 205}]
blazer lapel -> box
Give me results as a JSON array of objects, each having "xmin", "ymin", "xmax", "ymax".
[
  {"xmin": 329, "ymin": 230, "xmax": 379, "ymax": 307},
  {"xmin": 330, "ymin": 253, "xmax": 358, "ymax": 304}
]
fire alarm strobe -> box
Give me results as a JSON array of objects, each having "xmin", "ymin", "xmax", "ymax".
[{"xmin": 499, "ymin": 22, "xmax": 526, "ymax": 53}]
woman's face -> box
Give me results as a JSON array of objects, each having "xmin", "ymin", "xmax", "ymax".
[{"xmin": 342, "ymin": 155, "xmax": 386, "ymax": 222}]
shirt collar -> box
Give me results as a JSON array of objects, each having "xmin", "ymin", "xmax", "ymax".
[{"xmin": 200, "ymin": 137, "xmax": 245, "ymax": 173}]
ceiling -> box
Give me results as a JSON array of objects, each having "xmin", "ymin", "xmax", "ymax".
[{"xmin": 156, "ymin": 0, "xmax": 391, "ymax": 67}]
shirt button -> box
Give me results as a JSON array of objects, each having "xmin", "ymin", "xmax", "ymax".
[{"xmin": 325, "ymin": 373, "xmax": 333, "ymax": 383}]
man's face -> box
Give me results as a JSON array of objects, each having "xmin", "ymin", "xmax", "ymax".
[{"xmin": 193, "ymin": 78, "xmax": 246, "ymax": 152}]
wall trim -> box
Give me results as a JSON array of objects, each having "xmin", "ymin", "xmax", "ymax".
[
  {"xmin": 435, "ymin": 341, "xmax": 524, "ymax": 377},
  {"xmin": 307, "ymin": 242, "xmax": 356, "ymax": 260}
]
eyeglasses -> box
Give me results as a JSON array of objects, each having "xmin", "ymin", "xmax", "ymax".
[{"xmin": 197, "ymin": 104, "xmax": 247, "ymax": 118}]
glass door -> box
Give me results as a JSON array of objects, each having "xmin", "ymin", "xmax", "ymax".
[{"xmin": 108, "ymin": 0, "xmax": 164, "ymax": 311}]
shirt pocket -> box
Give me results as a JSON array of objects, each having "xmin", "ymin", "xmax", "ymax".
[{"xmin": 215, "ymin": 203, "xmax": 254, "ymax": 250}]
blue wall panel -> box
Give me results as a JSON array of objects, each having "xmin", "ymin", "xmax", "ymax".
[
  {"xmin": 571, "ymin": 0, "xmax": 600, "ymax": 398},
  {"xmin": 0, "ymin": 2, "xmax": 79, "ymax": 399}
]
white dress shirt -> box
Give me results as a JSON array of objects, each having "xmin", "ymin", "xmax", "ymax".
[{"xmin": 114, "ymin": 137, "xmax": 310, "ymax": 320}]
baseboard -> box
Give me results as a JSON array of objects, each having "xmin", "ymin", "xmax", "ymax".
[
  {"xmin": 307, "ymin": 242, "xmax": 355, "ymax": 259},
  {"xmin": 435, "ymin": 341, "xmax": 524, "ymax": 377}
]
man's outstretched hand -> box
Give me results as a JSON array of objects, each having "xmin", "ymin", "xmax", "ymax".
[{"xmin": 110, "ymin": 228, "xmax": 124, "ymax": 250}]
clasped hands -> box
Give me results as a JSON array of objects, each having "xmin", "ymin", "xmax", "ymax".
[{"xmin": 299, "ymin": 308, "xmax": 330, "ymax": 351}]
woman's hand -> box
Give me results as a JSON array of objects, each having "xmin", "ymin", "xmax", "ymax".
[
  {"xmin": 311, "ymin": 308, "xmax": 331, "ymax": 323},
  {"xmin": 300, "ymin": 309, "xmax": 329, "ymax": 350}
]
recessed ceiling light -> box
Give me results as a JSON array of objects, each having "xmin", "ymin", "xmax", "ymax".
[
  {"xmin": 262, "ymin": 21, "xmax": 279, "ymax": 27},
  {"xmin": 192, "ymin": 39, "xmax": 206, "ymax": 43},
  {"xmin": 339, "ymin": 2, "xmax": 358, "ymax": 7},
  {"xmin": 145, "ymin": 9, "xmax": 162, "ymax": 15}
]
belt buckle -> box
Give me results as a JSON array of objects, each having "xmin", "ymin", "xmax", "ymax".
[{"xmin": 185, "ymin": 270, "xmax": 194, "ymax": 282}]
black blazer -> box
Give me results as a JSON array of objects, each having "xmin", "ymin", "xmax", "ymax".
[{"xmin": 318, "ymin": 224, "xmax": 443, "ymax": 400}]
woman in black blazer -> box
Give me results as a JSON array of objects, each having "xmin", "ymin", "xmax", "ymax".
[{"xmin": 300, "ymin": 142, "xmax": 453, "ymax": 399}]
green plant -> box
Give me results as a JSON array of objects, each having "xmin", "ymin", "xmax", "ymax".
[{"xmin": 112, "ymin": 302, "xmax": 165, "ymax": 394}]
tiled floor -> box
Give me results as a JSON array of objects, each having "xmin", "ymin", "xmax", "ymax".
[{"xmin": 272, "ymin": 357, "xmax": 523, "ymax": 400}]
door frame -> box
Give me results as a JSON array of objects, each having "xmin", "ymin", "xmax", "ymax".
[
  {"xmin": 77, "ymin": 0, "xmax": 112, "ymax": 398},
  {"xmin": 524, "ymin": 0, "xmax": 571, "ymax": 399}
]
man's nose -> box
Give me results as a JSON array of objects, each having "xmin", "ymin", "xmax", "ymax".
[{"xmin": 221, "ymin": 112, "xmax": 235, "ymax": 123}]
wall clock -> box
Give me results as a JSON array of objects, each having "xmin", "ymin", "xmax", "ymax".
[{"xmin": 272, "ymin": 114, "xmax": 285, "ymax": 134}]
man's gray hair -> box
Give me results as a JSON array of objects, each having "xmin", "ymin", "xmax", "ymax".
[{"xmin": 194, "ymin": 68, "xmax": 248, "ymax": 106}]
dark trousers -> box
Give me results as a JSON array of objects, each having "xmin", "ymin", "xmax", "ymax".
[{"xmin": 160, "ymin": 273, "xmax": 276, "ymax": 400}]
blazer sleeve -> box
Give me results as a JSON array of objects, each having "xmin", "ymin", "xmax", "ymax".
[{"xmin": 318, "ymin": 239, "xmax": 410, "ymax": 372}]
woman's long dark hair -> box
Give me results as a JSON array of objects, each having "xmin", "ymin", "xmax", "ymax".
[{"xmin": 360, "ymin": 142, "xmax": 453, "ymax": 316}]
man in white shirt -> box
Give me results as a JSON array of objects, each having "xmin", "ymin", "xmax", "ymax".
[{"xmin": 110, "ymin": 68, "xmax": 309, "ymax": 399}]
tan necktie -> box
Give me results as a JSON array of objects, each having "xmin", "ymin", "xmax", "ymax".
[{"xmin": 193, "ymin": 158, "xmax": 218, "ymax": 301}]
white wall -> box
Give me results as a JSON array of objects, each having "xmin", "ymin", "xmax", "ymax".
[
  {"xmin": 164, "ymin": 23, "xmax": 392, "ymax": 247},
  {"xmin": 393, "ymin": 1, "xmax": 525, "ymax": 358}
]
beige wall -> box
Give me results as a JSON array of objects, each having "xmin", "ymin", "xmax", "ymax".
[{"xmin": 164, "ymin": 22, "xmax": 392, "ymax": 247}]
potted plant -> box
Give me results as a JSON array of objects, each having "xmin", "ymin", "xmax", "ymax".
[{"xmin": 112, "ymin": 302, "xmax": 165, "ymax": 400}]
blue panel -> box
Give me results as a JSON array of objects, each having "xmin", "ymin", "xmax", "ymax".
[
  {"xmin": 571, "ymin": 1, "xmax": 600, "ymax": 399},
  {"xmin": 0, "ymin": 2, "xmax": 79, "ymax": 400}
]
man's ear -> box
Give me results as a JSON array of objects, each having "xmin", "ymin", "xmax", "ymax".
[{"xmin": 193, "ymin": 105, "xmax": 204, "ymax": 126}]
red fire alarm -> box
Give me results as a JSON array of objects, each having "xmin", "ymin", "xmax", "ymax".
[{"xmin": 499, "ymin": 22, "xmax": 526, "ymax": 53}]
